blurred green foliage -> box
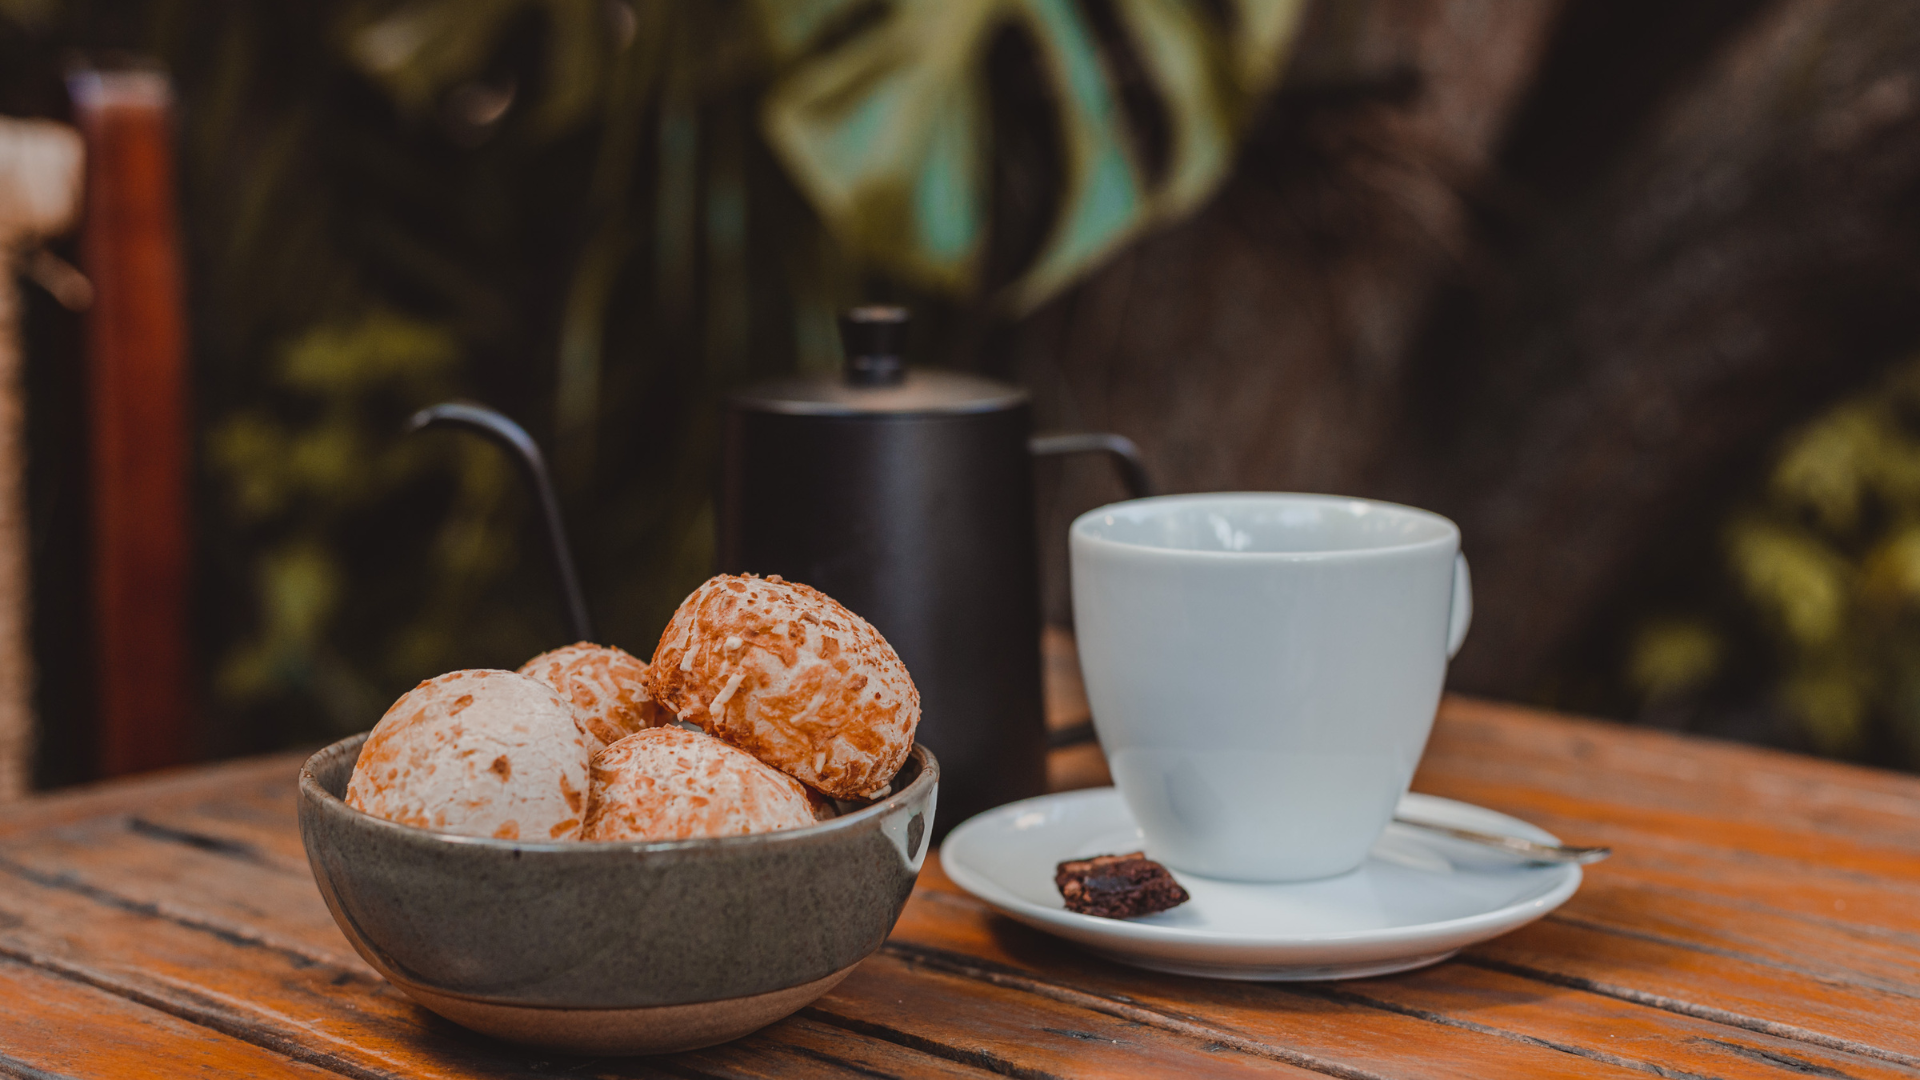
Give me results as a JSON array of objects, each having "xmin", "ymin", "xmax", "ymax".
[
  {"xmin": 206, "ymin": 311, "xmax": 515, "ymax": 734},
  {"xmin": 1, "ymin": 0, "xmax": 1300, "ymax": 757},
  {"xmin": 756, "ymin": 0, "xmax": 1305, "ymax": 306},
  {"xmin": 1627, "ymin": 357, "xmax": 1920, "ymax": 764}
]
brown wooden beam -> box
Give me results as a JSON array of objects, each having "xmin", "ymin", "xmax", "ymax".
[{"xmin": 69, "ymin": 70, "xmax": 193, "ymax": 777}]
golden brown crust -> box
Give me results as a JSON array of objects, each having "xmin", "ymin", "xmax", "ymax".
[
  {"xmin": 580, "ymin": 726, "xmax": 818, "ymax": 841},
  {"xmin": 344, "ymin": 670, "xmax": 590, "ymax": 840},
  {"xmin": 642, "ymin": 574, "xmax": 919, "ymax": 798},
  {"xmin": 518, "ymin": 642, "xmax": 661, "ymax": 752}
]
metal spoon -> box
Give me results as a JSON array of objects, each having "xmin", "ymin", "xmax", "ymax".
[{"xmin": 1392, "ymin": 816, "xmax": 1611, "ymax": 865}]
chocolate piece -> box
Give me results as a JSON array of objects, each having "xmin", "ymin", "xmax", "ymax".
[{"xmin": 1055, "ymin": 852, "xmax": 1190, "ymax": 918}]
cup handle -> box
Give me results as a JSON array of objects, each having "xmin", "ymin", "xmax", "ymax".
[{"xmin": 1447, "ymin": 553, "xmax": 1473, "ymax": 660}]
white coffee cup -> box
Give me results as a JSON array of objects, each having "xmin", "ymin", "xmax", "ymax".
[{"xmin": 1069, "ymin": 493, "xmax": 1471, "ymax": 882}]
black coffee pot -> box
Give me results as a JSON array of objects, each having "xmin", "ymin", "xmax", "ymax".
[
  {"xmin": 407, "ymin": 310, "xmax": 1148, "ymax": 834},
  {"xmin": 719, "ymin": 307, "xmax": 1150, "ymax": 834}
]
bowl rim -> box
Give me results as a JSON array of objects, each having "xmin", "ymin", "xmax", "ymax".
[{"xmin": 300, "ymin": 732, "xmax": 938, "ymax": 855}]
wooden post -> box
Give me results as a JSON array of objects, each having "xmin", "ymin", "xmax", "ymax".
[
  {"xmin": 0, "ymin": 119, "xmax": 84, "ymax": 800},
  {"xmin": 68, "ymin": 71, "xmax": 194, "ymax": 777}
]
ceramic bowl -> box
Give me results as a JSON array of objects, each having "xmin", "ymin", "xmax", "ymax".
[{"xmin": 299, "ymin": 732, "xmax": 937, "ymax": 1056}]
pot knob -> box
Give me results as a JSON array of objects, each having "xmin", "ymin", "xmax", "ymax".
[{"xmin": 839, "ymin": 305, "xmax": 908, "ymax": 387}]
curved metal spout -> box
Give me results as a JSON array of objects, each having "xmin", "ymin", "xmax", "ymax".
[{"xmin": 405, "ymin": 402, "xmax": 594, "ymax": 643}]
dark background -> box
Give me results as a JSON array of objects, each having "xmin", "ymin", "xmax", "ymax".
[{"xmin": 7, "ymin": 0, "xmax": 1920, "ymax": 787}]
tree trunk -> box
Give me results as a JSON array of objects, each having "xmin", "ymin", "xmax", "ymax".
[
  {"xmin": 1015, "ymin": 0, "xmax": 1920, "ymax": 703},
  {"xmin": 1019, "ymin": 0, "xmax": 1565, "ymax": 634},
  {"xmin": 1380, "ymin": 0, "xmax": 1920, "ymax": 695}
]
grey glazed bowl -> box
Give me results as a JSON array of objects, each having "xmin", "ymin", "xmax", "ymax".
[{"xmin": 299, "ymin": 733, "xmax": 937, "ymax": 1055}]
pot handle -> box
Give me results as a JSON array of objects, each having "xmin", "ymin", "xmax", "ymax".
[
  {"xmin": 1028, "ymin": 432, "xmax": 1155, "ymax": 499},
  {"xmin": 406, "ymin": 402, "xmax": 595, "ymax": 644}
]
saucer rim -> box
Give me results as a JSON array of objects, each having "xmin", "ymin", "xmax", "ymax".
[{"xmin": 941, "ymin": 788, "xmax": 1582, "ymax": 950}]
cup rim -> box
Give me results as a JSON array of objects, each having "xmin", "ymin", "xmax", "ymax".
[
  {"xmin": 1069, "ymin": 492, "xmax": 1460, "ymax": 560},
  {"xmin": 300, "ymin": 731, "xmax": 938, "ymax": 856}
]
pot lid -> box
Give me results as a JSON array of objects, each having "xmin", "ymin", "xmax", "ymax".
[
  {"xmin": 730, "ymin": 368, "xmax": 1027, "ymax": 417},
  {"xmin": 731, "ymin": 306, "xmax": 1024, "ymax": 416}
]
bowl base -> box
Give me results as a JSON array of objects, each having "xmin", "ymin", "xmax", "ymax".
[{"xmin": 391, "ymin": 965, "xmax": 856, "ymax": 1056}]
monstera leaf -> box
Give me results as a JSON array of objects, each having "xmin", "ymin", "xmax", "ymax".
[
  {"xmin": 347, "ymin": 0, "xmax": 615, "ymax": 137},
  {"xmin": 342, "ymin": 0, "xmax": 1305, "ymax": 309},
  {"xmin": 758, "ymin": 0, "xmax": 1307, "ymax": 308}
]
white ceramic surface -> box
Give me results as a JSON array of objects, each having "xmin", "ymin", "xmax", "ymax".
[
  {"xmin": 942, "ymin": 788, "xmax": 1578, "ymax": 981},
  {"xmin": 1069, "ymin": 493, "xmax": 1471, "ymax": 881}
]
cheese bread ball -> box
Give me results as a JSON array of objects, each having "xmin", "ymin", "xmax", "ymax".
[
  {"xmin": 345, "ymin": 670, "xmax": 590, "ymax": 841},
  {"xmin": 581, "ymin": 726, "xmax": 819, "ymax": 841},
  {"xmin": 518, "ymin": 642, "xmax": 660, "ymax": 752},
  {"xmin": 644, "ymin": 574, "xmax": 919, "ymax": 798}
]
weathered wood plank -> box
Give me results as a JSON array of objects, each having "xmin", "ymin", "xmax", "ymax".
[
  {"xmin": 886, "ymin": 889, "xmax": 1666, "ymax": 1079},
  {"xmin": 0, "ymin": 953, "xmax": 342, "ymax": 1079},
  {"xmin": 668, "ymin": 1016, "xmax": 1003, "ymax": 1079},
  {"xmin": 1555, "ymin": 873, "xmax": 1920, "ymax": 997},
  {"xmin": 0, "ymin": 812, "xmax": 366, "ymax": 965},
  {"xmin": 0, "ymin": 842, "xmax": 553, "ymax": 1079},
  {"xmin": 0, "ymin": 806, "xmax": 1281, "ymax": 1079},
  {"xmin": 1471, "ymin": 919, "xmax": 1920, "ymax": 1068},
  {"xmin": 1335, "ymin": 956, "xmax": 1920, "ymax": 1080},
  {"xmin": 0, "ymin": 751, "xmax": 306, "ymax": 840},
  {"xmin": 899, "ymin": 863, "xmax": 1920, "ymax": 1078},
  {"xmin": 811, "ymin": 950, "xmax": 1328, "ymax": 1078},
  {"xmin": 1410, "ymin": 774, "xmax": 1920, "ymax": 940},
  {"xmin": 1, "ymin": 696, "xmax": 1916, "ymax": 1077},
  {"xmin": 1045, "ymin": 742, "xmax": 1111, "ymax": 794},
  {"xmin": 1423, "ymin": 699, "xmax": 1920, "ymax": 852}
]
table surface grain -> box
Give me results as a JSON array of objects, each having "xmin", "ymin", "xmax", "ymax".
[{"xmin": 0, "ymin": 688, "xmax": 1917, "ymax": 1078}]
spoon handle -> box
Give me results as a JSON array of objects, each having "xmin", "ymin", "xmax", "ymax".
[{"xmin": 1392, "ymin": 816, "xmax": 1611, "ymax": 865}]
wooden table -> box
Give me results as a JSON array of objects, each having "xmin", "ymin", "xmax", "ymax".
[{"xmin": 0, "ymin": 695, "xmax": 1917, "ymax": 1078}]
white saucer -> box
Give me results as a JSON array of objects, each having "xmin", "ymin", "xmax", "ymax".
[{"xmin": 941, "ymin": 788, "xmax": 1581, "ymax": 981}]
